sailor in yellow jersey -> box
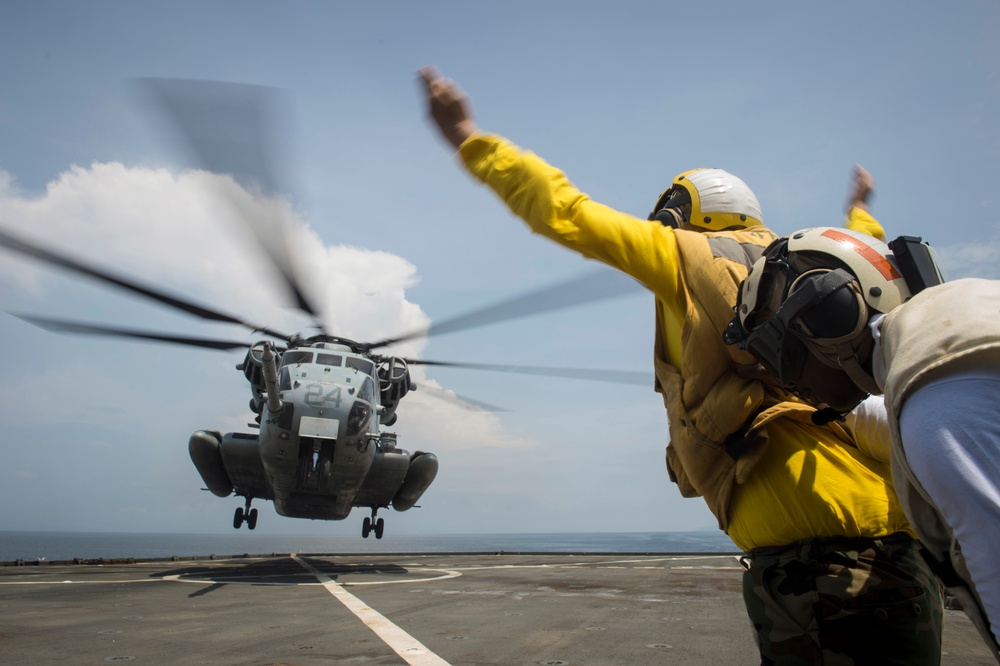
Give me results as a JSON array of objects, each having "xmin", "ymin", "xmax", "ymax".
[{"xmin": 419, "ymin": 66, "xmax": 942, "ymax": 665}]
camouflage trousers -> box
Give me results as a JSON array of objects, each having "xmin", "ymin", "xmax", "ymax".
[{"xmin": 741, "ymin": 533, "xmax": 943, "ymax": 665}]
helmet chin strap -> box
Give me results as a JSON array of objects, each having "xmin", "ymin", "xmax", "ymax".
[
  {"xmin": 800, "ymin": 336, "xmax": 876, "ymax": 426},
  {"xmin": 836, "ymin": 347, "xmax": 881, "ymax": 395},
  {"xmin": 801, "ymin": 325, "xmax": 881, "ymax": 396}
]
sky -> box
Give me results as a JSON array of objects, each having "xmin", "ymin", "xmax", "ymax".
[{"xmin": 0, "ymin": 1, "xmax": 997, "ymax": 540}]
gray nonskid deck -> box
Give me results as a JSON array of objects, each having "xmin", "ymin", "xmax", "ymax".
[{"xmin": 0, "ymin": 553, "xmax": 993, "ymax": 665}]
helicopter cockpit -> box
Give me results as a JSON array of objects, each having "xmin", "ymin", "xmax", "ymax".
[
  {"xmin": 277, "ymin": 348, "xmax": 376, "ymax": 372},
  {"xmin": 273, "ymin": 346, "xmax": 379, "ymax": 440}
]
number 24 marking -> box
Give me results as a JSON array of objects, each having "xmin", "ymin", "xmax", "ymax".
[{"xmin": 305, "ymin": 384, "xmax": 341, "ymax": 408}]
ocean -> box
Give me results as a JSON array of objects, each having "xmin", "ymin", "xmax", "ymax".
[{"xmin": 0, "ymin": 530, "xmax": 739, "ymax": 563}]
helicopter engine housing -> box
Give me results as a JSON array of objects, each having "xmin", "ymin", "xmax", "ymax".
[
  {"xmin": 378, "ymin": 357, "xmax": 413, "ymax": 427},
  {"xmin": 238, "ymin": 341, "xmax": 274, "ymax": 414}
]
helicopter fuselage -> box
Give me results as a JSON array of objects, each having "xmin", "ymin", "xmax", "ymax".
[{"xmin": 189, "ymin": 340, "xmax": 437, "ymax": 535}]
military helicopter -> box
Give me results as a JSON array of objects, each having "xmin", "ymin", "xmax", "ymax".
[{"xmin": 0, "ymin": 79, "xmax": 649, "ymax": 539}]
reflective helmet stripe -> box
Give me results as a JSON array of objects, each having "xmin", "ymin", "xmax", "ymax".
[{"xmin": 820, "ymin": 229, "xmax": 902, "ymax": 281}]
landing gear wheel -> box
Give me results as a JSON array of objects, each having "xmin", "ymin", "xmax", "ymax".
[
  {"xmin": 247, "ymin": 508, "xmax": 258, "ymax": 530},
  {"xmin": 233, "ymin": 506, "xmax": 245, "ymax": 530},
  {"xmin": 362, "ymin": 517, "xmax": 372, "ymax": 538},
  {"xmin": 374, "ymin": 517, "xmax": 385, "ymax": 540}
]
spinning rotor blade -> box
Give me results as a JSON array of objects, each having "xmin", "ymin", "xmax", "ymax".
[
  {"xmin": 0, "ymin": 227, "xmax": 290, "ymax": 340},
  {"xmin": 136, "ymin": 78, "xmax": 326, "ymax": 332},
  {"xmin": 10, "ymin": 313, "xmax": 253, "ymax": 351},
  {"xmin": 407, "ymin": 358, "xmax": 653, "ymax": 387},
  {"xmin": 364, "ymin": 268, "xmax": 645, "ymax": 351},
  {"xmin": 416, "ymin": 383, "xmax": 509, "ymax": 413}
]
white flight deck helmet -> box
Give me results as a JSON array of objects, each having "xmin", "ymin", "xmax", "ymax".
[
  {"xmin": 648, "ymin": 168, "xmax": 763, "ymax": 232},
  {"xmin": 724, "ymin": 227, "xmax": 914, "ymax": 413}
]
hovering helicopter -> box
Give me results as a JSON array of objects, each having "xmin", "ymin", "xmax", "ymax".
[
  {"xmin": 0, "ymin": 79, "xmax": 649, "ymax": 539},
  {"xmin": 0, "ymin": 227, "xmax": 647, "ymax": 538}
]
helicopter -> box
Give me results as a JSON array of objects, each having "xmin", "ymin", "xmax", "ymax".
[
  {"xmin": 0, "ymin": 79, "xmax": 649, "ymax": 539},
  {"xmin": 0, "ymin": 227, "xmax": 647, "ymax": 539}
]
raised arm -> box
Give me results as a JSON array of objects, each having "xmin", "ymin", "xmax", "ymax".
[
  {"xmin": 846, "ymin": 163, "xmax": 874, "ymax": 214},
  {"xmin": 418, "ymin": 65, "xmax": 683, "ymax": 302},
  {"xmin": 845, "ymin": 164, "xmax": 886, "ymax": 241},
  {"xmin": 419, "ymin": 66, "xmax": 479, "ymax": 150}
]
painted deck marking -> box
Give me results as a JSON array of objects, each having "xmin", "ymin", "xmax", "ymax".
[{"xmin": 292, "ymin": 555, "xmax": 451, "ymax": 666}]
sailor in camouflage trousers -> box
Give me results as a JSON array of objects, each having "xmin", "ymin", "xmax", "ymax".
[{"xmin": 743, "ymin": 533, "xmax": 943, "ymax": 664}]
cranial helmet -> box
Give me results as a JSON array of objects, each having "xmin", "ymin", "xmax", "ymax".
[
  {"xmin": 648, "ymin": 168, "xmax": 763, "ymax": 232},
  {"xmin": 723, "ymin": 227, "xmax": 917, "ymax": 413}
]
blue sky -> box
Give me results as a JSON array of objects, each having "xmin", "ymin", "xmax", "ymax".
[{"xmin": 0, "ymin": 2, "xmax": 997, "ymax": 539}]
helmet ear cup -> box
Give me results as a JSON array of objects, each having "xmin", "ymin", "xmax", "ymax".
[
  {"xmin": 650, "ymin": 189, "xmax": 692, "ymax": 228},
  {"xmin": 791, "ymin": 272, "xmax": 862, "ymax": 338},
  {"xmin": 653, "ymin": 208, "xmax": 681, "ymax": 228}
]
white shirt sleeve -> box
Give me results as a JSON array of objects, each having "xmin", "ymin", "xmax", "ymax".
[
  {"xmin": 869, "ymin": 313, "xmax": 887, "ymax": 391},
  {"xmin": 842, "ymin": 394, "xmax": 892, "ymax": 463}
]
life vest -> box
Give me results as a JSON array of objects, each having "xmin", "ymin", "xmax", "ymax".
[{"xmin": 655, "ymin": 227, "xmax": 827, "ymax": 530}]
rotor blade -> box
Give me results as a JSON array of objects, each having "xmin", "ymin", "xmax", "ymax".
[
  {"xmin": 415, "ymin": 383, "xmax": 508, "ymax": 413},
  {"xmin": 406, "ymin": 358, "xmax": 653, "ymax": 387},
  {"xmin": 10, "ymin": 313, "xmax": 252, "ymax": 351},
  {"xmin": 137, "ymin": 78, "xmax": 285, "ymax": 194},
  {"xmin": 0, "ymin": 227, "xmax": 290, "ymax": 341},
  {"xmin": 135, "ymin": 78, "xmax": 325, "ymax": 330},
  {"xmin": 364, "ymin": 268, "xmax": 646, "ymax": 351}
]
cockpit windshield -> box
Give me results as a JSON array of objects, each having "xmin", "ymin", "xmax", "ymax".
[
  {"xmin": 316, "ymin": 353, "xmax": 343, "ymax": 367},
  {"xmin": 281, "ymin": 351, "xmax": 313, "ymax": 367},
  {"xmin": 358, "ymin": 376, "xmax": 376, "ymax": 403},
  {"xmin": 346, "ymin": 356, "xmax": 375, "ymax": 376}
]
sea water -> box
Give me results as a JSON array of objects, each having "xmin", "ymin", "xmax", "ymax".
[{"xmin": 0, "ymin": 530, "xmax": 739, "ymax": 562}]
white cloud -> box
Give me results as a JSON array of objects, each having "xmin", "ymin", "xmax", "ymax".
[
  {"xmin": 16, "ymin": 470, "xmax": 37, "ymax": 480},
  {"xmin": 394, "ymin": 378, "xmax": 535, "ymax": 454},
  {"xmin": 0, "ymin": 162, "xmax": 533, "ymax": 511},
  {"xmin": 0, "ymin": 163, "xmax": 434, "ymax": 343}
]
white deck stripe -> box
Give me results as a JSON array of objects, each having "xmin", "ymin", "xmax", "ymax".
[{"xmin": 292, "ymin": 555, "xmax": 451, "ymax": 666}]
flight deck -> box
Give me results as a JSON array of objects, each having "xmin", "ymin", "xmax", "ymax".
[{"xmin": 0, "ymin": 552, "xmax": 993, "ymax": 665}]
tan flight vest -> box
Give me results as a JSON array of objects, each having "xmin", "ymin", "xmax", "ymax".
[
  {"xmin": 880, "ymin": 278, "xmax": 1000, "ymax": 656},
  {"xmin": 655, "ymin": 227, "xmax": 826, "ymax": 531}
]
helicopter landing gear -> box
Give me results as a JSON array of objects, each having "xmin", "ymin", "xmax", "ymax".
[
  {"xmin": 233, "ymin": 498, "xmax": 258, "ymax": 530},
  {"xmin": 361, "ymin": 508, "xmax": 385, "ymax": 539}
]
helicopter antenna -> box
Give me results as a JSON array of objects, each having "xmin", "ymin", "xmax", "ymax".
[{"xmin": 135, "ymin": 77, "xmax": 328, "ymax": 335}]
